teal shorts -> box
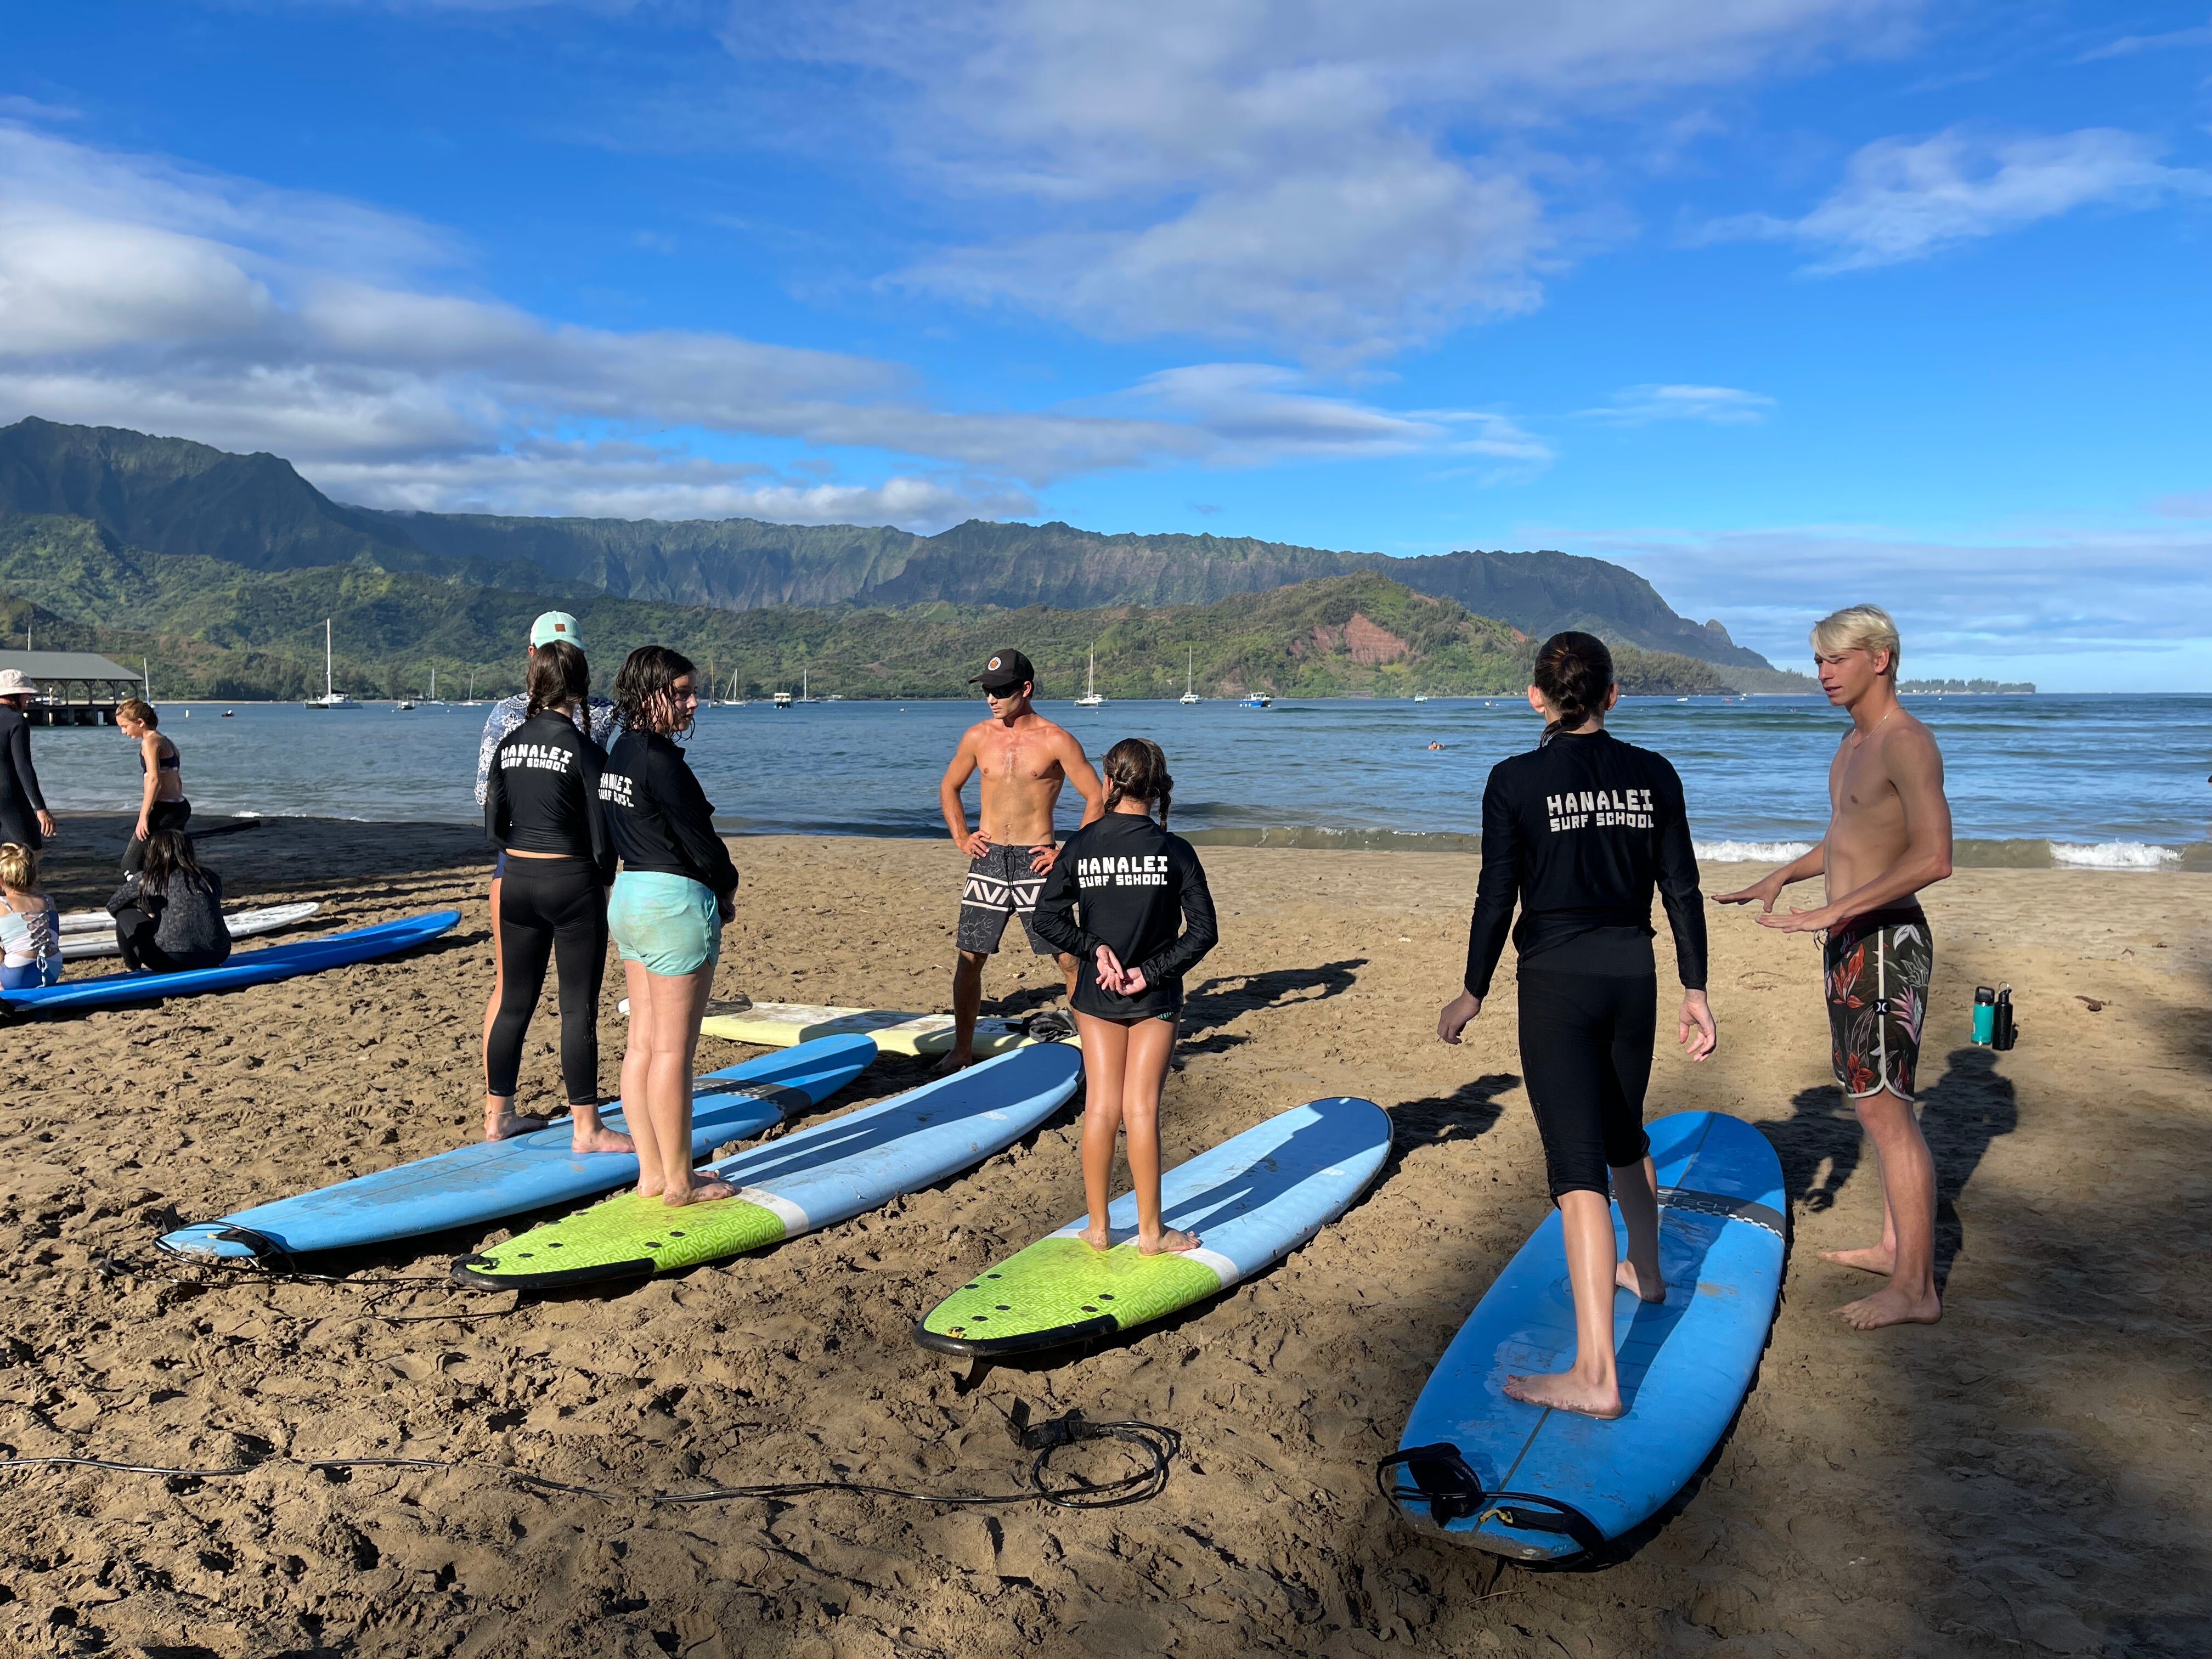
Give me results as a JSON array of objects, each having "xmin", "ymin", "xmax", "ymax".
[{"xmin": 608, "ymin": 871, "xmax": 722, "ymax": 977}]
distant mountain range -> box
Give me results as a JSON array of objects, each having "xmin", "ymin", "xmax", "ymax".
[
  {"xmin": 0, "ymin": 515, "xmax": 1737, "ymax": 701},
  {"xmin": 0, "ymin": 417, "xmax": 1801, "ymax": 689}
]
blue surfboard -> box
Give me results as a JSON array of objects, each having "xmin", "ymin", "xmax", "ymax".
[
  {"xmin": 453, "ymin": 1042, "xmax": 1084, "ymax": 1289},
  {"xmin": 157, "ymin": 1034, "xmax": 878, "ymax": 1261},
  {"xmin": 1381, "ymin": 1111, "xmax": 1785, "ymax": 1561},
  {"xmin": 3, "ymin": 910, "xmax": 462, "ymax": 1013},
  {"xmin": 916, "ymin": 1096, "xmax": 1392, "ymax": 1356}
]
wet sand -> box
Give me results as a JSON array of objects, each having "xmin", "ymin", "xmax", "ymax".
[{"xmin": 2, "ymin": 816, "xmax": 2208, "ymax": 1657}]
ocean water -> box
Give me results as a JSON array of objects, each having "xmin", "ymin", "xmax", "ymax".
[{"xmin": 26, "ymin": 693, "xmax": 2212, "ymax": 870}]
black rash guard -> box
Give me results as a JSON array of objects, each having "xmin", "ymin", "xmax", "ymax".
[
  {"xmin": 484, "ymin": 712, "xmax": 614, "ymax": 881},
  {"xmin": 1463, "ymin": 729, "xmax": 1707, "ymax": 998},
  {"xmin": 597, "ymin": 730, "xmax": 739, "ymax": 910},
  {"xmin": 1030, "ymin": 811, "xmax": 1218, "ymax": 1020}
]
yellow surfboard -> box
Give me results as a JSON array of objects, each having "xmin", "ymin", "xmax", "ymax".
[{"xmin": 616, "ymin": 999, "xmax": 1062, "ymax": 1057}]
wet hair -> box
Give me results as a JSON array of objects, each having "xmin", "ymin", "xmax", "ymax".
[
  {"xmin": 140, "ymin": 828, "xmax": 211, "ymax": 898},
  {"xmin": 614, "ymin": 645, "xmax": 697, "ymax": 737},
  {"xmin": 526, "ymin": 639, "xmax": 591, "ymax": 718},
  {"xmin": 0, "ymin": 842, "xmax": 40, "ymax": 894},
  {"xmin": 1102, "ymin": 737, "xmax": 1174, "ymax": 826},
  {"xmin": 1532, "ymin": 631, "xmax": 1615, "ymax": 743},
  {"xmin": 117, "ymin": 698, "xmax": 156, "ymax": 728},
  {"xmin": 1810, "ymin": 604, "xmax": 1901, "ymax": 679}
]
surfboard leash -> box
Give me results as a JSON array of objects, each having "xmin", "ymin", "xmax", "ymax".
[
  {"xmin": 93, "ymin": 1239, "xmax": 523, "ymax": 1325},
  {"xmin": 0, "ymin": 1410, "xmax": 1181, "ymax": 1513}
]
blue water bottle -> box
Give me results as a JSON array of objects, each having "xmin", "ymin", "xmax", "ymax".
[{"xmin": 1972, "ymin": 985, "xmax": 1996, "ymax": 1046}]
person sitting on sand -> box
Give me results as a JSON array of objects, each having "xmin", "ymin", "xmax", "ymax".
[
  {"xmin": 0, "ymin": 841, "xmax": 63, "ymax": 990},
  {"xmin": 1716, "ymin": 605, "xmax": 1952, "ymax": 1331},
  {"xmin": 107, "ymin": 829, "xmax": 232, "ymax": 974},
  {"xmin": 482, "ymin": 638, "xmax": 631, "ymax": 1153},
  {"xmin": 599, "ymin": 646, "xmax": 738, "ymax": 1207},
  {"xmin": 1030, "ymin": 737, "xmax": 1218, "ymax": 1255},
  {"xmin": 116, "ymin": 698, "xmax": 189, "ymax": 875},
  {"xmin": 936, "ymin": 650, "xmax": 1104, "ymax": 1071},
  {"xmin": 1437, "ymin": 631, "xmax": 1716, "ymax": 1419}
]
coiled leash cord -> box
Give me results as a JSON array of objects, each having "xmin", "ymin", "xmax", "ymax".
[{"xmin": 0, "ymin": 1410, "xmax": 1180, "ymax": 1513}]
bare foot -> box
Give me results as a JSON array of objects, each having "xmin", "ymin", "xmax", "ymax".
[
  {"xmin": 1079, "ymin": 1224, "xmax": 1113, "ymax": 1250},
  {"xmin": 1137, "ymin": 1227, "xmax": 1200, "ymax": 1255},
  {"xmin": 483, "ymin": 1113, "xmax": 548, "ymax": 1142},
  {"xmin": 1836, "ymin": 1284, "xmax": 1940, "ymax": 1330},
  {"xmin": 570, "ymin": 1126, "xmax": 636, "ymax": 1155},
  {"xmin": 930, "ymin": 1050, "xmax": 974, "ymax": 1076},
  {"xmin": 1820, "ymin": 1244, "xmax": 1896, "ymax": 1275},
  {"xmin": 1502, "ymin": 1369, "xmax": 1626, "ymax": 1419},
  {"xmin": 1616, "ymin": 1259, "xmax": 1666, "ymax": 1303},
  {"xmin": 663, "ymin": 1175, "xmax": 738, "ymax": 1208}
]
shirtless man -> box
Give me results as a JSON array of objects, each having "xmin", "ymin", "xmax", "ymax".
[
  {"xmin": 1717, "ymin": 605, "xmax": 1953, "ymax": 1330},
  {"xmin": 938, "ymin": 650, "xmax": 1104, "ymax": 1070}
]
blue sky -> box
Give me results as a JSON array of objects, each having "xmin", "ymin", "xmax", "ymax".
[{"xmin": 3, "ymin": 2, "xmax": 2209, "ymax": 687}]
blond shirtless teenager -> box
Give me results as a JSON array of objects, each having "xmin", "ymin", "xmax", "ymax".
[
  {"xmin": 1717, "ymin": 606, "xmax": 1954, "ymax": 1331},
  {"xmin": 938, "ymin": 650, "xmax": 1105, "ymax": 1071}
]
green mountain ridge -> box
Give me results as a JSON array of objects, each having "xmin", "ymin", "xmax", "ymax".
[
  {"xmin": 0, "ymin": 417, "xmax": 1805, "ymax": 685},
  {"xmin": 0, "ymin": 515, "xmax": 1739, "ymax": 701}
]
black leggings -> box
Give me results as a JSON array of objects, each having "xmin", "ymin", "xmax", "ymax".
[
  {"xmin": 1516, "ymin": 969, "xmax": 1656, "ymax": 1201},
  {"xmin": 486, "ymin": 857, "xmax": 608, "ymax": 1104},
  {"xmin": 122, "ymin": 799, "xmax": 192, "ymax": 874}
]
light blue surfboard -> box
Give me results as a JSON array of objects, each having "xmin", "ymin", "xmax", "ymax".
[
  {"xmin": 3, "ymin": 910, "xmax": 462, "ymax": 1013},
  {"xmin": 916, "ymin": 1096, "xmax": 1392, "ymax": 1356},
  {"xmin": 452, "ymin": 1041, "xmax": 1085, "ymax": 1289},
  {"xmin": 1382, "ymin": 1110, "xmax": 1785, "ymax": 1561},
  {"xmin": 157, "ymin": 1034, "xmax": 879, "ymax": 1261}
]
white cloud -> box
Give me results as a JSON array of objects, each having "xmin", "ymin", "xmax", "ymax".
[
  {"xmin": 1707, "ymin": 127, "xmax": 2211, "ymax": 272},
  {"xmin": 2078, "ymin": 17, "xmax": 2212, "ymax": 61},
  {"xmin": 0, "ymin": 121, "xmax": 1504, "ymax": 525},
  {"xmin": 744, "ymin": 0, "xmax": 1922, "ymax": 359},
  {"xmin": 1579, "ymin": 383, "xmax": 1775, "ymax": 425},
  {"xmin": 1559, "ymin": 517, "xmax": 2212, "ymax": 686}
]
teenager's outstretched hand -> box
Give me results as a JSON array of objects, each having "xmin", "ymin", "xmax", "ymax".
[
  {"xmin": 1714, "ymin": 872, "xmax": 1785, "ymax": 913},
  {"xmin": 1437, "ymin": 990, "xmax": 1482, "ymax": 1045},
  {"xmin": 1757, "ymin": 903, "xmax": 1841, "ymax": 934},
  {"xmin": 1678, "ymin": 990, "xmax": 1717, "ymax": 1060}
]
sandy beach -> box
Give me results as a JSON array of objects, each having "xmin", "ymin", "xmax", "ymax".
[{"xmin": 3, "ymin": 814, "xmax": 2208, "ymax": 1657}]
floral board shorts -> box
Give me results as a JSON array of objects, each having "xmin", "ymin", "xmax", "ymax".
[{"xmin": 1824, "ymin": 905, "xmax": 1934, "ymax": 1104}]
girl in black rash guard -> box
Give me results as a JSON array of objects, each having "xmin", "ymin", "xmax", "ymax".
[
  {"xmin": 600, "ymin": 646, "xmax": 741, "ymax": 1209},
  {"xmin": 482, "ymin": 639, "xmax": 629, "ymax": 1152},
  {"xmin": 1031, "ymin": 738, "xmax": 1217, "ymax": 1255},
  {"xmin": 1437, "ymin": 631, "xmax": 1718, "ymax": 1421}
]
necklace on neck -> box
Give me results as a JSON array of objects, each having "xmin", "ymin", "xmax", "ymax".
[{"xmin": 1850, "ymin": 706, "xmax": 1896, "ymax": 747}]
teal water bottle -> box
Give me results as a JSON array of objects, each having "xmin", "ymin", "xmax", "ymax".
[{"xmin": 1972, "ymin": 985, "xmax": 1996, "ymax": 1046}]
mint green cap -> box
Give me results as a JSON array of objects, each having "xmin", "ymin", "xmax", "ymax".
[{"xmin": 530, "ymin": 611, "xmax": 581, "ymax": 648}]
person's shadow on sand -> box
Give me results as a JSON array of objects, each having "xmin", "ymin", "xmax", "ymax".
[
  {"xmin": 1763, "ymin": 1046, "xmax": 2017, "ymax": 1291},
  {"xmin": 1177, "ymin": 958, "xmax": 1367, "ymax": 1055}
]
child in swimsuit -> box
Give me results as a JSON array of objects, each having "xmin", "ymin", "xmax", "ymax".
[{"xmin": 0, "ymin": 841, "xmax": 63, "ymax": 990}]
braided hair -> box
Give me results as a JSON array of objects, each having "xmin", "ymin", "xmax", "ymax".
[
  {"xmin": 1531, "ymin": 631, "xmax": 1615, "ymax": 744},
  {"xmin": 526, "ymin": 639, "xmax": 591, "ymax": 718},
  {"xmin": 1101, "ymin": 737, "xmax": 1174, "ymax": 826}
]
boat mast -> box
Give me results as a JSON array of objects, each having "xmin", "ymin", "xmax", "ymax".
[{"xmin": 325, "ymin": 618, "xmax": 333, "ymax": 699}]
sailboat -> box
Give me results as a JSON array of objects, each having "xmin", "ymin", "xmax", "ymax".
[
  {"xmin": 1075, "ymin": 649, "xmax": 1106, "ymax": 708},
  {"xmin": 1180, "ymin": 646, "xmax": 1201, "ymax": 705},
  {"xmin": 305, "ymin": 619, "xmax": 356, "ymax": 709}
]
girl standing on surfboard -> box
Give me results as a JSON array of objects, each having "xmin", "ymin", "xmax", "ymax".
[
  {"xmin": 600, "ymin": 646, "xmax": 741, "ymax": 1208},
  {"xmin": 1031, "ymin": 737, "xmax": 1218, "ymax": 1254},
  {"xmin": 482, "ymin": 639, "xmax": 631, "ymax": 1153},
  {"xmin": 1437, "ymin": 632, "xmax": 1717, "ymax": 1420}
]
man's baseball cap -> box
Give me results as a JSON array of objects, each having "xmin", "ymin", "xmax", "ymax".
[
  {"xmin": 529, "ymin": 611, "xmax": 582, "ymax": 649},
  {"xmin": 969, "ymin": 650, "xmax": 1035, "ymax": 693}
]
